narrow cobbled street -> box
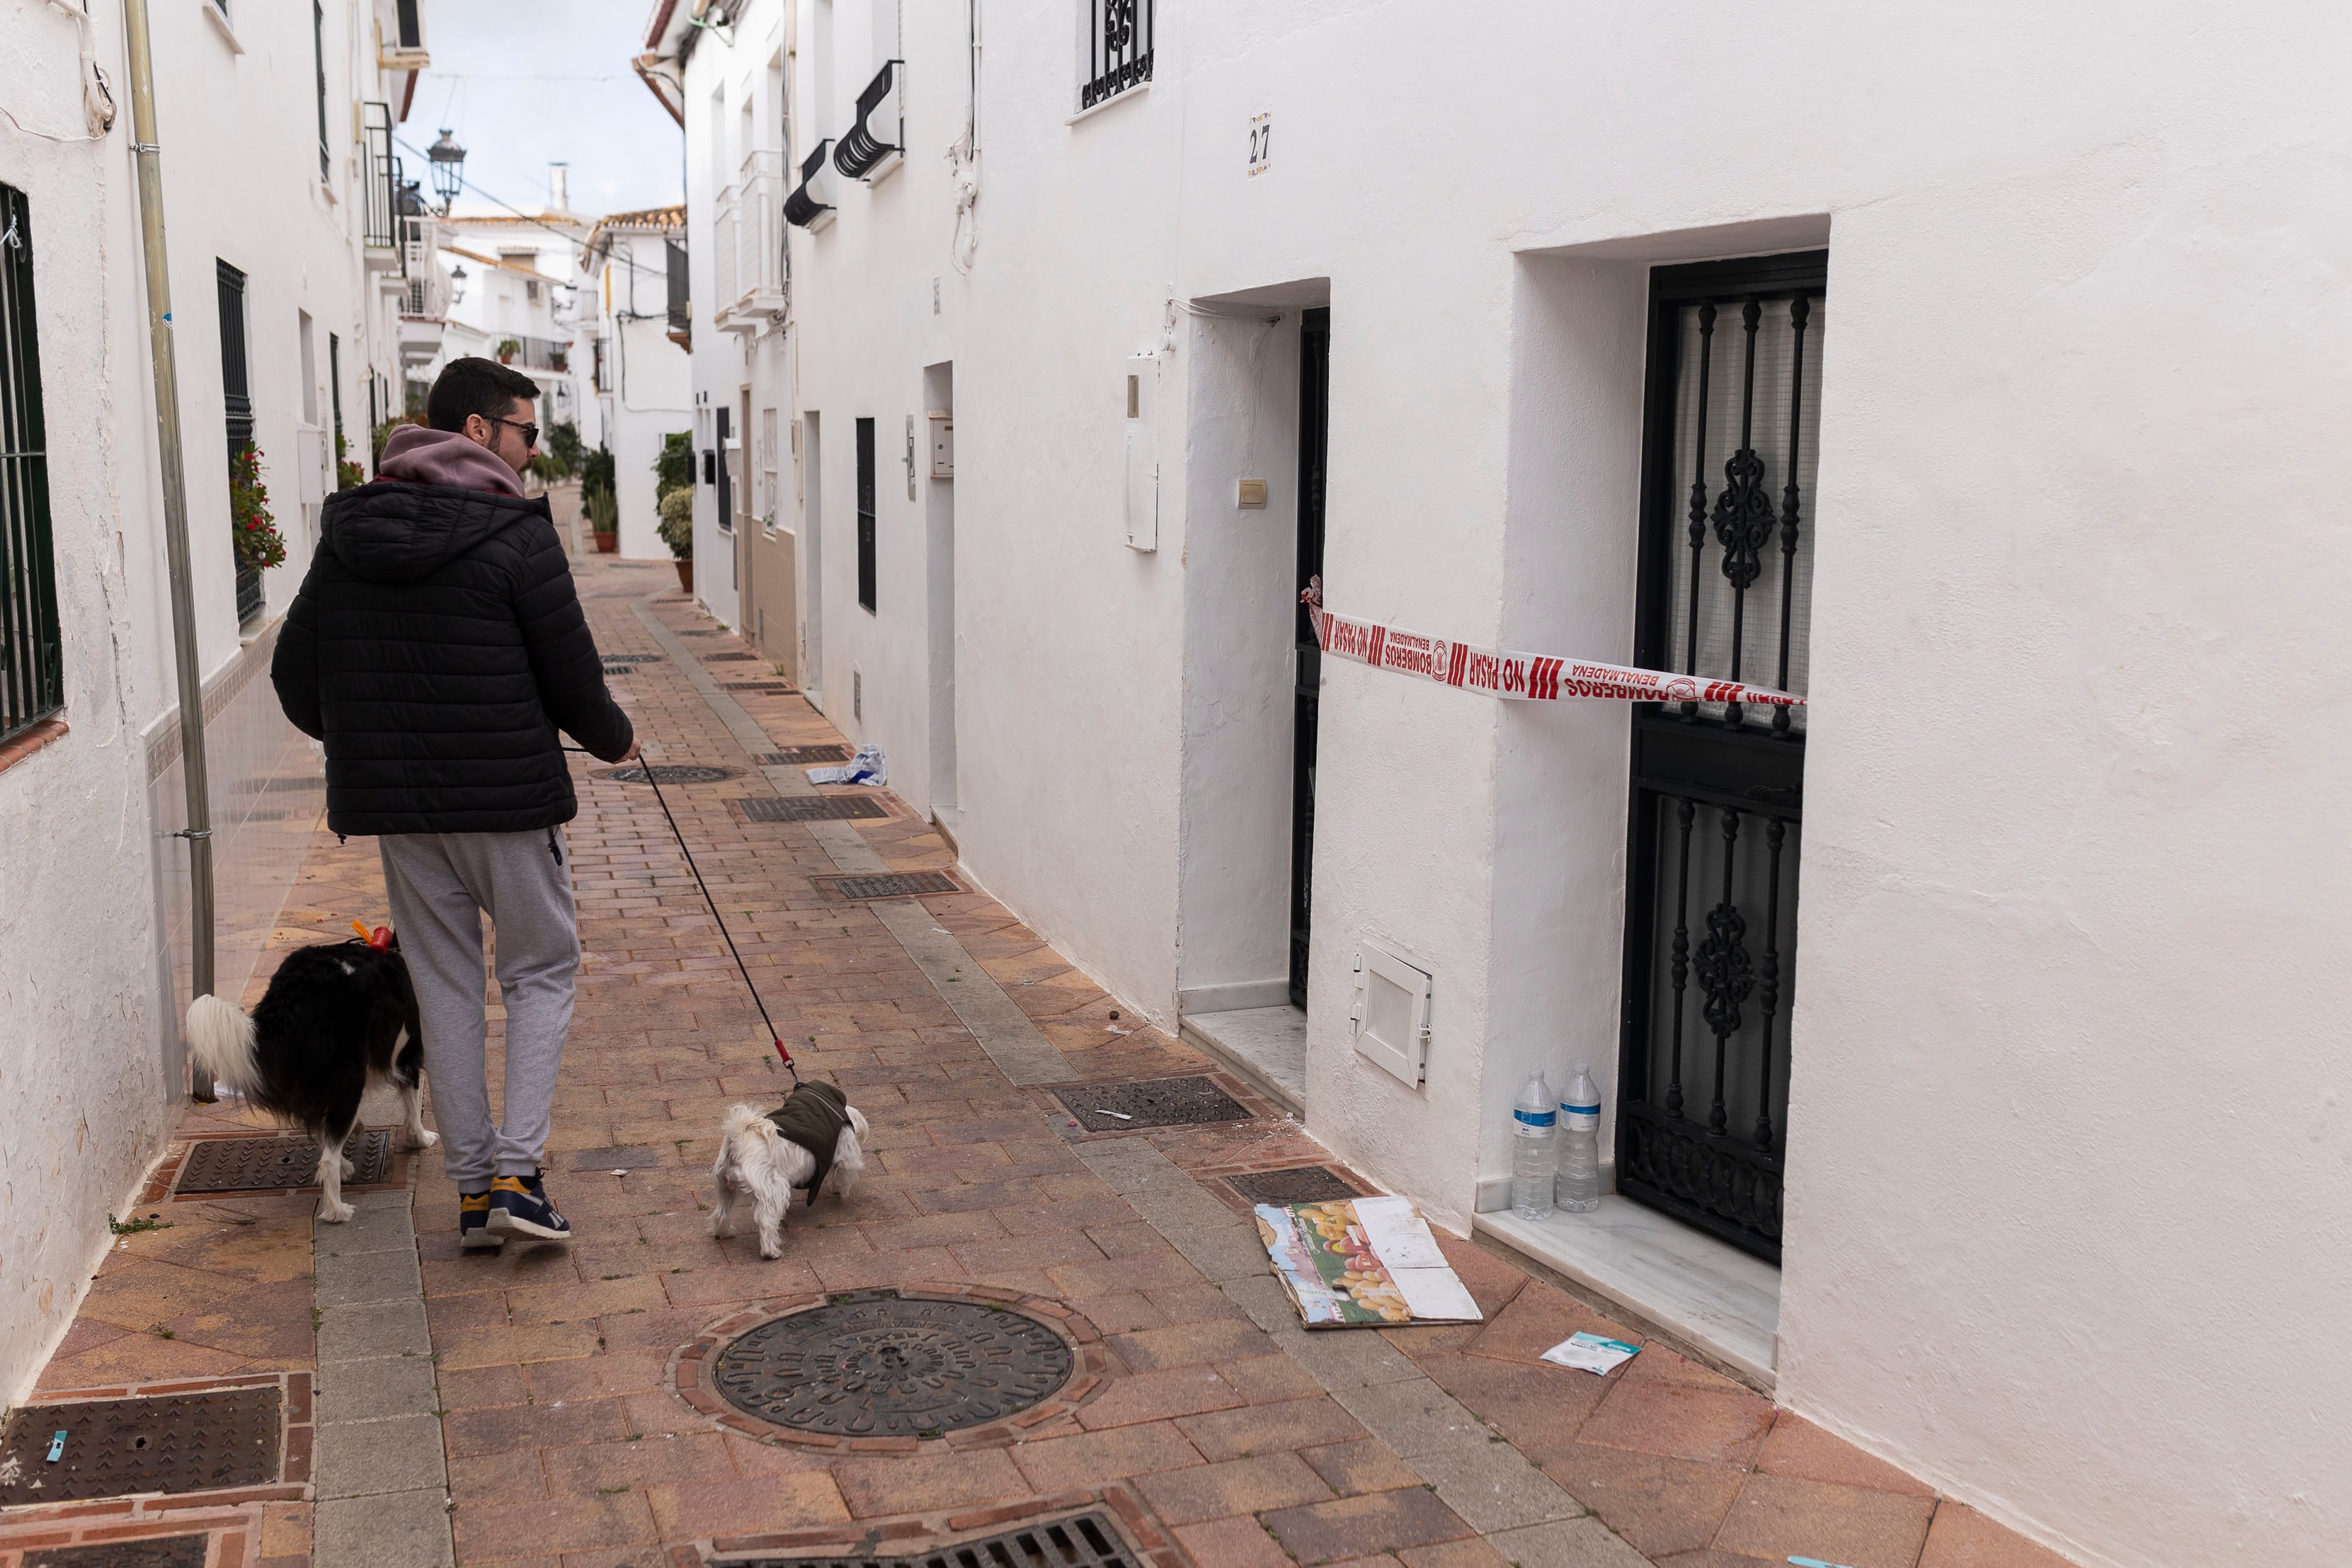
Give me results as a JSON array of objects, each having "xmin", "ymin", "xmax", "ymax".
[{"xmin": 2, "ymin": 555, "xmax": 2062, "ymax": 1568}]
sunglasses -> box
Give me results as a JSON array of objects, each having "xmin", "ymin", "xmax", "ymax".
[{"xmin": 490, "ymin": 416, "xmax": 540, "ymax": 450}]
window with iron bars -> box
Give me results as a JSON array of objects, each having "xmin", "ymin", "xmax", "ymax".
[
  {"xmin": 1080, "ymin": 0, "xmax": 1153, "ymax": 112},
  {"xmin": 0, "ymin": 183, "xmax": 64, "ymax": 748}
]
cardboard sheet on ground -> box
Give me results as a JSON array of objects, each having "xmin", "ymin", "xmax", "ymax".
[{"xmin": 1253, "ymin": 1196, "xmax": 1484, "ymax": 1327}]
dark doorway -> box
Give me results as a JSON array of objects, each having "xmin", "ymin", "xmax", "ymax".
[
  {"xmin": 216, "ymin": 259, "xmax": 260, "ymax": 625},
  {"xmin": 855, "ymin": 416, "xmax": 877, "ymax": 612},
  {"xmin": 1617, "ymin": 251, "xmax": 1825, "ymax": 1265},
  {"xmin": 1288, "ymin": 307, "xmax": 1330, "ymax": 1009}
]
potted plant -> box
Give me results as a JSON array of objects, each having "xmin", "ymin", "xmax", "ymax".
[
  {"xmin": 581, "ymin": 443, "xmax": 618, "ymax": 553},
  {"xmin": 586, "ymin": 485, "xmax": 619, "ymax": 554},
  {"xmin": 494, "ymin": 337, "xmax": 520, "ymax": 365},
  {"xmin": 229, "ymin": 445, "xmax": 287, "ymax": 573},
  {"xmin": 658, "ymin": 486, "xmax": 694, "ymax": 593}
]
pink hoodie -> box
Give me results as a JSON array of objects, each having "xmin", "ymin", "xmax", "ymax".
[{"xmin": 375, "ymin": 425, "xmax": 525, "ymax": 498}]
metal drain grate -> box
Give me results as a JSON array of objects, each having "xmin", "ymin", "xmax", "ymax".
[
  {"xmin": 569, "ymin": 1145, "xmax": 661, "ymax": 1172},
  {"xmin": 597, "ymin": 764, "xmax": 742, "ymax": 784},
  {"xmin": 1054, "ymin": 1076, "xmax": 1253, "ymax": 1133},
  {"xmin": 175, "ymin": 1130, "xmax": 392, "ymax": 1194},
  {"xmin": 724, "ymin": 682, "xmax": 799, "ymax": 694},
  {"xmin": 733, "ymin": 796, "xmax": 891, "ymax": 823},
  {"xmin": 710, "ymin": 1290, "xmax": 1075, "ymax": 1439},
  {"xmin": 703, "ymin": 651, "xmax": 761, "ymax": 661},
  {"xmin": 816, "ymin": 871, "xmax": 959, "ymax": 901},
  {"xmin": 0, "ymin": 1387, "xmax": 280, "ymax": 1504},
  {"xmin": 1226, "ymin": 1165, "xmax": 1361, "ymax": 1206},
  {"xmin": 727, "ymin": 1512, "xmax": 1138, "ymax": 1568},
  {"xmin": 756, "ymin": 745, "xmax": 851, "ymax": 765},
  {"xmin": 25, "ymin": 1538, "xmax": 211, "ymax": 1568}
]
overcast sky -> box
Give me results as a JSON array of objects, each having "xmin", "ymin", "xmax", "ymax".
[{"xmin": 408, "ymin": 0, "xmax": 682, "ymax": 219}]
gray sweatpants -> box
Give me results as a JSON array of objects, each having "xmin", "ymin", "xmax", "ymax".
[{"xmin": 379, "ymin": 828, "xmax": 580, "ymax": 1189}]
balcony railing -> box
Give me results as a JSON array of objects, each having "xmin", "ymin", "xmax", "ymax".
[
  {"xmin": 716, "ymin": 150, "xmax": 788, "ymax": 328},
  {"xmin": 506, "ymin": 336, "xmax": 569, "ymax": 372},
  {"xmin": 833, "ymin": 61, "xmax": 902, "ymax": 179},
  {"xmin": 784, "ymin": 142, "xmax": 835, "ymax": 230},
  {"xmin": 361, "ymin": 103, "xmax": 401, "ymax": 263}
]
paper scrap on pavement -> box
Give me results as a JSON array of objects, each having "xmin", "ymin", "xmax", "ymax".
[
  {"xmin": 1540, "ymin": 1331, "xmax": 1642, "ymax": 1376},
  {"xmin": 1254, "ymin": 1197, "xmax": 1483, "ymax": 1328}
]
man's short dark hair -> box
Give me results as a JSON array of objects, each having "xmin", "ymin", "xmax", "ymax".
[{"xmin": 426, "ymin": 357, "xmax": 542, "ymax": 433}]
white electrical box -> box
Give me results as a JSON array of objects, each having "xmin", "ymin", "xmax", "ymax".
[
  {"xmin": 1353, "ymin": 940, "xmax": 1432, "ymax": 1087},
  {"xmin": 928, "ymin": 410, "xmax": 954, "ymax": 478},
  {"xmin": 1124, "ymin": 354, "xmax": 1158, "ymax": 551}
]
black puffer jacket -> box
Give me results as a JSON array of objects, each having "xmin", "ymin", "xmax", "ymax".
[{"xmin": 273, "ymin": 480, "xmax": 633, "ymax": 836}]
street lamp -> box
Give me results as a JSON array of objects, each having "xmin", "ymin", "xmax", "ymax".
[
  {"xmin": 449, "ymin": 264, "xmax": 468, "ymax": 306},
  {"xmin": 426, "ymin": 127, "xmax": 467, "ymax": 210}
]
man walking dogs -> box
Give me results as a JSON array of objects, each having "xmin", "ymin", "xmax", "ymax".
[{"xmin": 273, "ymin": 357, "xmax": 637, "ymax": 1249}]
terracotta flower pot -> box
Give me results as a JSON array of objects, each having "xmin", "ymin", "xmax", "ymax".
[
  {"xmin": 593, "ymin": 530, "xmax": 618, "ymax": 554},
  {"xmin": 675, "ymin": 559, "xmax": 694, "ymax": 593}
]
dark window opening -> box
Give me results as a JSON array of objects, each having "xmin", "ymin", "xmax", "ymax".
[
  {"xmin": 0, "ymin": 182, "xmax": 64, "ymax": 745},
  {"xmin": 855, "ymin": 416, "xmax": 876, "ymax": 612},
  {"xmin": 217, "ymin": 259, "xmax": 261, "ymax": 625},
  {"xmin": 312, "ymin": 1, "xmax": 331, "ymax": 183}
]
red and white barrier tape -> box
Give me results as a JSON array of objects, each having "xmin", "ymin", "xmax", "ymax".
[{"xmin": 1303, "ymin": 583, "xmax": 1803, "ymax": 709}]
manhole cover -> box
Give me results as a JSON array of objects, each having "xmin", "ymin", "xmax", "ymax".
[
  {"xmin": 25, "ymin": 1539, "xmax": 210, "ymax": 1568},
  {"xmin": 733, "ymin": 796, "xmax": 890, "ymax": 823},
  {"xmin": 724, "ymin": 682, "xmax": 799, "ymax": 694},
  {"xmin": 679, "ymin": 629, "xmax": 719, "ymax": 636},
  {"xmin": 756, "ymin": 745, "xmax": 850, "ymax": 765},
  {"xmin": 0, "ymin": 1387, "xmax": 280, "ymax": 1503},
  {"xmin": 1227, "ymin": 1165, "xmax": 1361, "ymax": 1206},
  {"xmin": 728, "ymin": 1512, "xmax": 1138, "ymax": 1568},
  {"xmin": 816, "ymin": 872, "xmax": 959, "ymax": 901},
  {"xmin": 703, "ymin": 651, "xmax": 760, "ymax": 661},
  {"xmin": 175, "ymin": 1130, "xmax": 392, "ymax": 1194},
  {"xmin": 597, "ymin": 764, "xmax": 741, "ymax": 784},
  {"xmin": 1053, "ymin": 1076, "xmax": 1252, "ymax": 1133},
  {"xmin": 600, "ymin": 654, "xmax": 644, "ymax": 666},
  {"xmin": 710, "ymin": 1290, "xmax": 1075, "ymax": 1438}
]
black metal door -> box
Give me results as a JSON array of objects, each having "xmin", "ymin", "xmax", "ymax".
[
  {"xmin": 1617, "ymin": 251, "xmax": 1825, "ymax": 1265},
  {"xmin": 1289, "ymin": 308, "xmax": 1330, "ymax": 1009},
  {"xmin": 217, "ymin": 260, "xmax": 261, "ymax": 624}
]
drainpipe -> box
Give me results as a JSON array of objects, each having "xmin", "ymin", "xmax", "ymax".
[{"xmin": 123, "ymin": 0, "xmax": 217, "ymax": 1101}]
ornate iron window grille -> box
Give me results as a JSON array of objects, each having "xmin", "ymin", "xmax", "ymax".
[
  {"xmin": 1082, "ymin": 0, "xmax": 1153, "ymax": 110},
  {"xmin": 360, "ymin": 105, "xmax": 399, "ymax": 253},
  {"xmin": 0, "ymin": 183, "xmax": 64, "ymax": 748},
  {"xmin": 832, "ymin": 62, "xmax": 902, "ymax": 180},
  {"xmin": 1616, "ymin": 250, "xmax": 1825, "ymax": 1266},
  {"xmin": 784, "ymin": 142, "xmax": 835, "ymax": 229}
]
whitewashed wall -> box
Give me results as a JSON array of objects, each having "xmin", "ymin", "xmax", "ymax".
[
  {"xmin": 656, "ymin": 2, "xmax": 2352, "ymax": 1562},
  {"xmin": 0, "ymin": 0, "xmax": 402, "ymax": 1400}
]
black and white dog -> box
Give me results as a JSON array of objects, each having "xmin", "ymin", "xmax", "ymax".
[{"xmin": 184, "ymin": 925, "xmax": 435, "ymax": 1222}]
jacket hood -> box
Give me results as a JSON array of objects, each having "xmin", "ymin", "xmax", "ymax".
[
  {"xmin": 377, "ymin": 425, "xmax": 528, "ymax": 496},
  {"xmin": 321, "ymin": 476, "xmax": 549, "ymax": 584}
]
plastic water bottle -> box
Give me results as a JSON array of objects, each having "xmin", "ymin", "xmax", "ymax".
[
  {"xmin": 1556, "ymin": 1063, "xmax": 1602, "ymax": 1213},
  {"xmin": 1511, "ymin": 1072, "xmax": 1558, "ymax": 1220}
]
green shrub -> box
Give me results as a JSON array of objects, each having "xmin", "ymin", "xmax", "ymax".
[
  {"xmin": 657, "ymin": 487, "xmax": 693, "ymax": 560},
  {"xmin": 543, "ymin": 420, "xmax": 582, "ymax": 477},
  {"xmin": 586, "ymin": 487, "xmax": 618, "ymax": 532},
  {"xmin": 654, "ymin": 430, "xmax": 695, "ymax": 500},
  {"xmin": 581, "ymin": 443, "xmax": 616, "ymax": 500}
]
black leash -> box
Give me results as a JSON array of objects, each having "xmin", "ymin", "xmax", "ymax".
[{"xmin": 569, "ymin": 746, "xmax": 799, "ymax": 1082}]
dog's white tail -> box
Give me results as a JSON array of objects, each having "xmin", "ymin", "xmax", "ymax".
[
  {"xmin": 721, "ymin": 1103, "xmax": 774, "ymax": 1145},
  {"xmin": 185, "ymin": 994, "xmax": 261, "ymax": 1098}
]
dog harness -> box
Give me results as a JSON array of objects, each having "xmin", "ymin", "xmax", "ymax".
[{"xmin": 762, "ymin": 1080, "xmax": 852, "ymax": 1198}]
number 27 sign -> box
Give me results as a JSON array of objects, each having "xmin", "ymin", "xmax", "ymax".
[{"xmin": 1248, "ymin": 112, "xmax": 1272, "ymax": 178}]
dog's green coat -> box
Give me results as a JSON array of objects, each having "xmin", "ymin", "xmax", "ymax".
[{"xmin": 763, "ymin": 1080, "xmax": 852, "ymax": 1198}]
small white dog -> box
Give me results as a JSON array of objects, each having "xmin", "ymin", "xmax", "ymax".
[{"xmin": 709, "ymin": 1082, "xmax": 869, "ymax": 1259}]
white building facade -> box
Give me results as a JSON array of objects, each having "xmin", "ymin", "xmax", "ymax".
[
  {"xmin": 0, "ymin": 0, "xmax": 428, "ymax": 1401},
  {"xmin": 579, "ymin": 205, "xmax": 693, "ymax": 562},
  {"xmin": 644, "ymin": 3, "xmax": 2352, "ymax": 1566}
]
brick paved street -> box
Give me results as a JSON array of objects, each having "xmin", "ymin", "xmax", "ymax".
[{"xmin": 1, "ymin": 554, "xmax": 2074, "ymax": 1568}]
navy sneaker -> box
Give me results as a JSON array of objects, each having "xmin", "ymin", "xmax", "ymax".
[
  {"xmin": 459, "ymin": 1190, "xmax": 503, "ymax": 1250},
  {"xmin": 485, "ymin": 1170, "xmax": 571, "ymax": 1242}
]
